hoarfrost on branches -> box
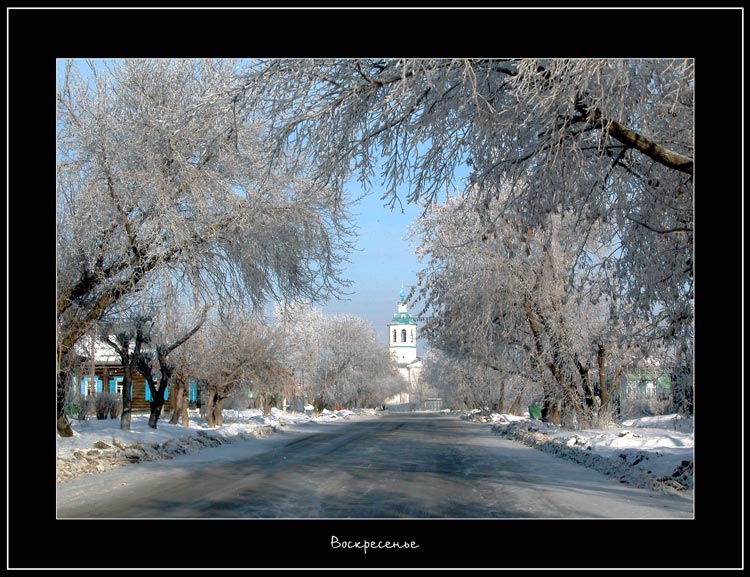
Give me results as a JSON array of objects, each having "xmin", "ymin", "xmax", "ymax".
[
  {"xmin": 245, "ymin": 58, "xmax": 693, "ymax": 347},
  {"xmin": 56, "ymin": 59, "xmax": 354, "ymax": 435}
]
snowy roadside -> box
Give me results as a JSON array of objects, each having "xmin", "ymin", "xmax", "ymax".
[
  {"xmin": 56, "ymin": 407, "xmax": 381, "ymax": 483},
  {"xmin": 461, "ymin": 410, "xmax": 694, "ymax": 496}
]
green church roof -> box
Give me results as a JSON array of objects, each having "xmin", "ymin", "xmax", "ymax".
[{"xmin": 390, "ymin": 312, "xmax": 416, "ymax": 325}]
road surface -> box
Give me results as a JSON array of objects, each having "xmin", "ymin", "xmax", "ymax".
[{"xmin": 56, "ymin": 412, "xmax": 692, "ymax": 518}]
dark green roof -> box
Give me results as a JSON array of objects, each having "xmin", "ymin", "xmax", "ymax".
[{"xmin": 390, "ymin": 312, "xmax": 416, "ymax": 325}]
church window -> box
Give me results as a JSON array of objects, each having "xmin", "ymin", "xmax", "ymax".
[
  {"xmin": 392, "ymin": 329, "xmax": 396, "ymax": 343},
  {"xmin": 401, "ymin": 329, "xmax": 407, "ymax": 342},
  {"xmin": 410, "ymin": 330, "xmax": 415, "ymax": 342}
]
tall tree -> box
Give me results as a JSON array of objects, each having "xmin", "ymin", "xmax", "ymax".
[
  {"xmin": 56, "ymin": 58, "xmax": 353, "ymax": 435},
  {"xmin": 134, "ymin": 305, "xmax": 209, "ymax": 429},
  {"xmin": 182, "ymin": 316, "xmax": 293, "ymax": 426},
  {"xmin": 313, "ymin": 314, "xmax": 401, "ymax": 412},
  {"xmin": 413, "ymin": 191, "xmax": 644, "ymax": 427},
  {"xmin": 274, "ymin": 301, "xmax": 326, "ymax": 413},
  {"xmin": 246, "ymin": 58, "xmax": 693, "ymax": 349}
]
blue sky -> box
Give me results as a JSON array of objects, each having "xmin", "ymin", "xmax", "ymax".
[{"xmin": 320, "ymin": 180, "xmax": 429, "ymax": 356}]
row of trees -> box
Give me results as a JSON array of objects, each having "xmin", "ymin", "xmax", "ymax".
[
  {"xmin": 276, "ymin": 303, "xmax": 405, "ymax": 412},
  {"xmin": 67, "ymin": 303, "xmax": 404, "ymax": 430},
  {"xmin": 56, "ymin": 59, "xmax": 355, "ymax": 435},
  {"xmin": 237, "ymin": 58, "xmax": 693, "ymax": 427},
  {"xmin": 412, "ymin": 191, "xmax": 687, "ymax": 425},
  {"xmin": 58, "ymin": 58, "xmax": 694, "ymax": 433}
]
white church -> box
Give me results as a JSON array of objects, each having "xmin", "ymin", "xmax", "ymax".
[{"xmin": 383, "ymin": 286, "xmax": 424, "ymax": 407}]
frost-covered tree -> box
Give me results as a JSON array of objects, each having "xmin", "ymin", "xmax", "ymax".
[
  {"xmin": 134, "ymin": 304, "xmax": 209, "ymax": 429},
  {"xmin": 181, "ymin": 316, "xmax": 292, "ymax": 426},
  {"xmin": 274, "ymin": 301, "xmax": 326, "ymax": 413},
  {"xmin": 421, "ymin": 350, "xmax": 520, "ymax": 412},
  {"xmin": 414, "ymin": 190, "xmax": 647, "ymax": 427},
  {"xmin": 98, "ymin": 315, "xmax": 151, "ymax": 431},
  {"xmin": 273, "ymin": 304, "xmax": 402, "ymax": 412},
  {"xmin": 56, "ymin": 59, "xmax": 353, "ymax": 436},
  {"xmin": 312, "ymin": 314, "xmax": 400, "ymax": 412},
  {"xmin": 245, "ymin": 57, "xmax": 693, "ymax": 350}
]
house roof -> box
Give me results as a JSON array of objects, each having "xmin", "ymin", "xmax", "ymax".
[{"xmin": 73, "ymin": 337, "xmax": 154, "ymax": 364}]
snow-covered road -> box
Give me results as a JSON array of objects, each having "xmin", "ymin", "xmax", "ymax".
[{"xmin": 56, "ymin": 413, "xmax": 692, "ymax": 519}]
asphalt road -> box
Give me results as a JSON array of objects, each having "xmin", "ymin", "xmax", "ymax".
[{"xmin": 56, "ymin": 412, "xmax": 693, "ymax": 518}]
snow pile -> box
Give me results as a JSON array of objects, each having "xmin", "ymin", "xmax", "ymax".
[
  {"xmin": 56, "ymin": 415, "xmax": 275, "ymax": 483},
  {"xmin": 56, "ymin": 408, "xmax": 382, "ymax": 483},
  {"xmin": 491, "ymin": 413, "xmax": 693, "ymax": 495},
  {"xmin": 460, "ymin": 410, "xmax": 528, "ymax": 424}
]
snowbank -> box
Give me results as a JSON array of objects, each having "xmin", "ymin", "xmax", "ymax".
[
  {"xmin": 56, "ymin": 408, "xmax": 381, "ymax": 483},
  {"xmin": 489, "ymin": 415, "xmax": 693, "ymax": 495}
]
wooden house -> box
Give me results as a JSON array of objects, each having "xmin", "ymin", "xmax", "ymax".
[{"xmin": 73, "ymin": 338, "xmax": 198, "ymax": 414}]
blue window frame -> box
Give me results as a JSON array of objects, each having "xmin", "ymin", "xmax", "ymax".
[
  {"xmin": 189, "ymin": 381, "xmax": 198, "ymax": 402},
  {"xmin": 145, "ymin": 380, "xmax": 169, "ymax": 401},
  {"xmin": 109, "ymin": 376, "xmax": 123, "ymax": 394},
  {"xmin": 81, "ymin": 376, "xmax": 103, "ymax": 395}
]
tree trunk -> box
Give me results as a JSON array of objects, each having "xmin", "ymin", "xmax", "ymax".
[
  {"xmin": 168, "ymin": 386, "xmax": 183, "ymax": 425},
  {"xmin": 120, "ymin": 369, "xmax": 133, "ymax": 430},
  {"xmin": 596, "ymin": 345, "xmax": 611, "ymax": 418},
  {"xmin": 205, "ymin": 387, "xmax": 218, "ymax": 427},
  {"xmin": 57, "ymin": 415, "xmax": 74, "ymax": 438},
  {"xmin": 600, "ymin": 367, "xmax": 624, "ymax": 412},
  {"xmin": 148, "ymin": 399, "xmax": 165, "ymax": 428},
  {"xmin": 57, "ymin": 370, "xmax": 74, "ymax": 437},
  {"xmin": 263, "ymin": 393, "xmax": 276, "ymax": 416},
  {"xmin": 213, "ymin": 396, "xmax": 228, "ymax": 426},
  {"xmin": 145, "ymin": 376, "xmax": 167, "ymax": 429},
  {"xmin": 542, "ymin": 394, "xmax": 563, "ymax": 425},
  {"xmin": 179, "ymin": 396, "xmax": 190, "ymax": 426},
  {"xmin": 169, "ymin": 379, "xmax": 189, "ymax": 426},
  {"xmin": 508, "ymin": 391, "xmax": 523, "ymax": 415},
  {"xmin": 313, "ymin": 396, "xmax": 329, "ymax": 416}
]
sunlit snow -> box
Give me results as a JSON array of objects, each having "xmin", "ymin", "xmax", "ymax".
[{"xmin": 57, "ymin": 407, "xmax": 693, "ymax": 497}]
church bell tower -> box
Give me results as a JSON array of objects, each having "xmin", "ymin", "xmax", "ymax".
[{"xmin": 388, "ymin": 286, "xmax": 417, "ymax": 365}]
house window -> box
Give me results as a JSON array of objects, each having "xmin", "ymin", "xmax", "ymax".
[
  {"xmin": 81, "ymin": 376, "xmax": 102, "ymax": 396},
  {"xmin": 109, "ymin": 376, "xmax": 124, "ymax": 395},
  {"xmin": 401, "ymin": 329, "xmax": 407, "ymax": 343}
]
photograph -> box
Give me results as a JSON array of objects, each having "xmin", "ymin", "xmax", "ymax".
[{"xmin": 7, "ymin": 6, "xmax": 743, "ymax": 571}]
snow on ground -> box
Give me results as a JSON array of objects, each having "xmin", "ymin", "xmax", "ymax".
[
  {"xmin": 56, "ymin": 407, "xmax": 379, "ymax": 483},
  {"xmin": 480, "ymin": 411, "xmax": 694, "ymax": 495},
  {"xmin": 57, "ymin": 406, "xmax": 693, "ymax": 499}
]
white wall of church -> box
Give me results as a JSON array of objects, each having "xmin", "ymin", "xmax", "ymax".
[
  {"xmin": 385, "ymin": 288, "xmax": 420, "ymax": 407},
  {"xmin": 390, "ymin": 342, "xmax": 417, "ymax": 365}
]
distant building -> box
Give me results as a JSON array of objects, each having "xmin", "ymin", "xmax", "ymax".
[{"xmin": 383, "ymin": 287, "xmax": 435, "ymax": 408}]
